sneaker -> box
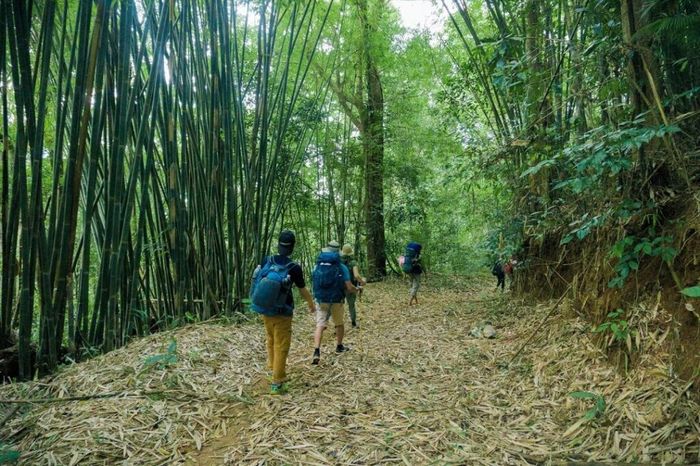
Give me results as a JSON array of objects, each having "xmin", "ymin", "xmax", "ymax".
[
  {"xmin": 336, "ymin": 344, "xmax": 350, "ymax": 353},
  {"xmin": 312, "ymin": 349, "xmax": 320, "ymax": 365},
  {"xmin": 270, "ymin": 382, "xmax": 289, "ymax": 395}
]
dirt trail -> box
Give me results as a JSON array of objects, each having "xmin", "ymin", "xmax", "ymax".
[
  {"xmin": 188, "ymin": 277, "xmax": 492, "ymax": 464},
  {"xmin": 2, "ymin": 276, "xmax": 697, "ymax": 465},
  {"xmin": 185, "ymin": 276, "xmax": 699, "ymax": 465}
]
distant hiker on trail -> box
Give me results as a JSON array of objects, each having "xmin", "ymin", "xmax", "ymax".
[
  {"xmin": 491, "ymin": 261, "xmax": 505, "ymax": 291},
  {"xmin": 312, "ymin": 241, "xmax": 359, "ymax": 365},
  {"xmin": 492, "ymin": 257, "xmax": 517, "ymax": 292},
  {"xmin": 401, "ymin": 242, "xmax": 423, "ymax": 306},
  {"xmin": 340, "ymin": 243, "xmax": 366, "ymax": 328},
  {"xmin": 504, "ymin": 256, "xmax": 518, "ymax": 288},
  {"xmin": 250, "ymin": 230, "xmax": 315, "ymax": 395}
]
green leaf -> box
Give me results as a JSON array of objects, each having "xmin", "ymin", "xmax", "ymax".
[
  {"xmin": 610, "ymin": 241, "xmax": 626, "ymax": 258},
  {"xmin": 584, "ymin": 408, "xmax": 598, "ymax": 420},
  {"xmin": 0, "ymin": 449, "xmax": 21, "ymax": 463},
  {"xmin": 619, "ymin": 265, "xmax": 630, "ymax": 279},
  {"xmin": 661, "ymin": 248, "xmax": 677, "ymax": 262},
  {"xmin": 576, "ymin": 227, "xmax": 590, "ymax": 240},
  {"xmin": 681, "ymin": 286, "xmax": 700, "ymax": 298},
  {"xmin": 560, "ymin": 234, "xmax": 574, "ymax": 245},
  {"xmin": 608, "ymin": 277, "xmax": 624, "ymax": 288},
  {"xmin": 596, "ymin": 396, "xmax": 606, "ymax": 413},
  {"xmin": 594, "ymin": 323, "xmax": 610, "ymax": 333},
  {"xmin": 520, "ymin": 159, "xmax": 556, "ymax": 178}
]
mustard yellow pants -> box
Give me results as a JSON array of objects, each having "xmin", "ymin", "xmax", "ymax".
[{"xmin": 262, "ymin": 315, "xmax": 293, "ymax": 384}]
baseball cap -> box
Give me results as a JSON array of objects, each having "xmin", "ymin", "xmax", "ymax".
[{"xmin": 278, "ymin": 230, "xmax": 296, "ymax": 256}]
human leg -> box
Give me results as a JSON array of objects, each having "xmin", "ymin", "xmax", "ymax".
[
  {"xmin": 312, "ymin": 303, "xmax": 331, "ymax": 364},
  {"xmin": 409, "ymin": 274, "xmax": 420, "ymax": 305},
  {"xmin": 262, "ymin": 316, "xmax": 276, "ymax": 372},
  {"xmin": 268, "ymin": 315, "xmax": 292, "ymax": 385},
  {"xmin": 330, "ymin": 303, "xmax": 349, "ymax": 351},
  {"xmin": 346, "ymin": 292, "xmax": 357, "ymax": 327}
]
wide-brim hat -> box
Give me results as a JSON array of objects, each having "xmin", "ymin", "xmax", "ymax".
[
  {"xmin": 341, "ymin": 244, "xmax": 353, "ymax": 256},
  {"xmin": 324, "ymin": 240, "xmax": 340, "ymax": 253}
]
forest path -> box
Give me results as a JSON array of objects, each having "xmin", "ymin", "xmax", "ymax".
[
  {"xmin": 185, "ymin": 275, "xmax": 699, "ymax": 465},
  {"xmin": 188, "ymin": 276, "xmax": 499, "ymax": 464},
  {"xmin": 2, "ymin": 277, "xmax": 697, "ymax": 465},
  {"xmin": 187, "ymin": 276, "xmax": 510, "ymax": 464}
]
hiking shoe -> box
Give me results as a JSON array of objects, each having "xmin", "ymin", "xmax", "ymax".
[
  {"xmin": 351, "ymin": 322, "xmax": 358, "ymax": 329},
  {"xmin": 312, "ymin": 349, "xmax": 320, "ymax": 365},
  {"xmin": 336, "ymin": 344, "xmax": 350, "ymax": 353},
  {"xmin": 270, "ymin": 382, "xmax": 289, "ymax": 395}
]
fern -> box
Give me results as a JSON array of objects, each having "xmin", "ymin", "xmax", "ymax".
[{"xmin": 634, "ymin": 14, "xmax": 700, "ymax": 46}]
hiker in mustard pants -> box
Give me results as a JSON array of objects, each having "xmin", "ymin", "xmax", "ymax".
[{"xmin": 250, "ymin": 230, "xmax": 315, "ymax": 395}]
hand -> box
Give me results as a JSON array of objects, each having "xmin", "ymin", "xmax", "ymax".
[{"xmin": 360, "ymin": 278, "xmax": 367, "ymax": 287}]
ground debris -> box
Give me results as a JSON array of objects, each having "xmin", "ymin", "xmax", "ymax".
[{"xmin": 0, "ymin": 276, "xmax": 697, "ymax": 465}]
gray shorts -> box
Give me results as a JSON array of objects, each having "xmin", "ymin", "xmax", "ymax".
[
  {"xmin": 410, "ymin": 274, "xmax": 421, "ymax": 297},
  {"xmin": 315, "ymin": 303, "xmax": 344, "ymax": 328}
]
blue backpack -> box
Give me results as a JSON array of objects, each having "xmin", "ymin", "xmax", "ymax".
[
  {"xmin": 402, "ymin": 242, "xmax": 422, "ymax": 273},
  {"xmin": 312, "ymin": 252, "xmax": 345, "ymax": 303},
  {"xmin": 250, "ymin": 257, "xmax": 294, "ymax": 315}
]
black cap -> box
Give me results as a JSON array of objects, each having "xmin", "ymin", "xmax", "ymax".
[{"xmin": 278, "ymin": 230, "xmax": 296, "ymax": 256}]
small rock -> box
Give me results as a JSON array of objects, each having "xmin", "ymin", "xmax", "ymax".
[{"xmin": 482, "ymin": 324, "xmax": 496, "ymax": 339}]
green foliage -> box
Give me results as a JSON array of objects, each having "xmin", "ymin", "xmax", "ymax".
[
  {"xmin": 570, "ymin": 391, "xmax": 607, "ymax": 420},
  {"xmin": 142, "ymin": 339, "xmax": 178, "ymax": 371},
  {"xmin": 607, "ymin": 232, "xmax": 676, "ymax": 288},
  {"xmin": 560, "ymin": 213, "xmax": 608, "ymax": 245},
  {"xmin": 593, "ymin": 309, "xmax": 630, "ymax": 342},
  {"xmin": 240, "ymin": 298, "xmax": 252, "ymax": 313},
  {"xmin": 681, "ymin": 286, "xmax": 700, "ymax": 298},
  {"xmin": 483, "ymin": 218, "xmax": 523, "ymax": 264},
  {"xmin": 553, "ymin": 122, "xmax": 680, "ymax": 195},
  {"xmin": 0, "ymin": 443, "xmax": 20, "ymax": 464}
]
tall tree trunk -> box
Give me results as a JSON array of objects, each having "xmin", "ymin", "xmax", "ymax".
[{"xmin": 359, "ymin": 0, "xmax": 386, "ymax": 279}]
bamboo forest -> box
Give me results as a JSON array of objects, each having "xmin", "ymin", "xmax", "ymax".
[{"xmin": 1, "ymin": 0, "xmax": 699, "ymax": 464}]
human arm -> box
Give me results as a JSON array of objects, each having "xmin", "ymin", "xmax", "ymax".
[
  {"xmin": 352, "ymin": 265, "xmax": 366, "ymax": 286},
  {"xmin": 341, "ymin": 264, "xmax": 358, "ymax": 293},
  {"xmin": 298, "ymin": 287, "xmax": 316, "ymax": 313},
  {"xmin": 288, "ymin": 262, "xmax": 315, "ymax": 313},
  {"xmin": 345, "ymin": 281, "xmax": 358, "ymax": 294}
]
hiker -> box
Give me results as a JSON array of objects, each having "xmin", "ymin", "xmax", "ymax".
[
  {"xmin": 401, "ymin": 242, "xmax": 423, "ymax": 306},
  {"xmin": 491, "ymin": 261, "xmax": 505, "ymax": 291},
  {"xmin": 340, "ymin": 244, "xmax": 366, "ymax": 328},
  {"xmin": 312, "ymin": 241, "xmax": 359, "ymax": 365},
  {"xmin": 250, "ymin": 230, "xmax": 315, "ymax": 395},
  {"xmin": 504, "ymin": 256, "xmax": 518, "ymax": 288}
]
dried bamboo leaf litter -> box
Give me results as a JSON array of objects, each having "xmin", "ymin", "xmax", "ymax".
[{"xmin": 1, "ymin": 277, "xmax": 698, "ymax": 465}]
